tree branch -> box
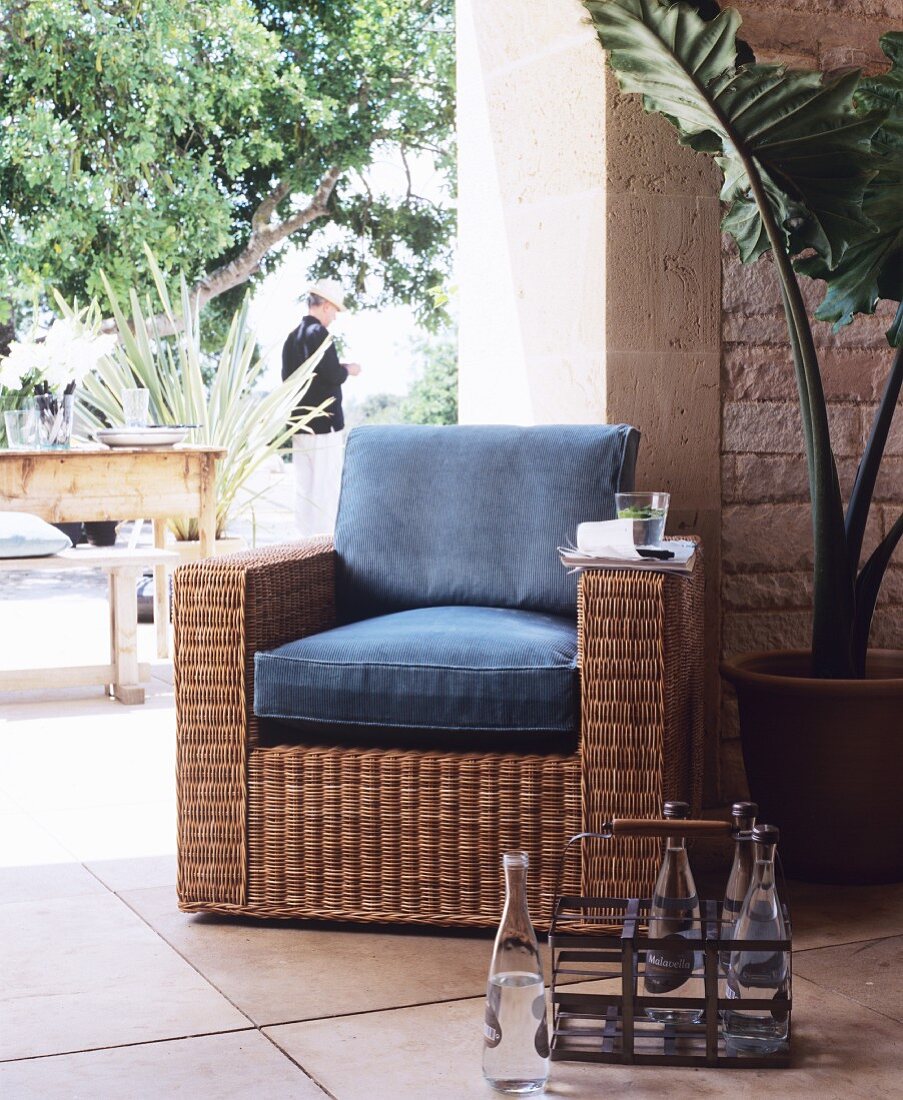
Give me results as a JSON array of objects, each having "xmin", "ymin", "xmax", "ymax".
[
  {"xmin": 102, "ymin": 166, "xmax": 343, "ymax": 337},
  {"xmin": 250, "ymin": 178, "xmax": 292, "ymax": 232},
  {"xmin": 400, "ymin": 146, "xmax": 413, "ymax": 202}
]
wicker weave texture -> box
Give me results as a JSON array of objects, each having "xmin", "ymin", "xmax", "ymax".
[
  {"xmin": 174, "ymin": 538, "xmax": 704, "ymax": 927},
  {"xmin": 173, "ymin": 539, "xmax": 335, "ymax": 907},
  {"xmin": 578, "ymin": 540, "xmax": 704, "ymax": 899},
  {"xmin": 240, "ymin": 744, "xmax": 580, "ymax": 927}
]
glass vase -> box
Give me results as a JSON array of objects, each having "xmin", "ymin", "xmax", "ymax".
[{"xmin": 35, "ymin": 391, "xmax": 75, "ymax": 449}]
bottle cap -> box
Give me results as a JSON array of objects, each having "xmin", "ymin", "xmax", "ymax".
[
  {"xmin": 731, "ymin": 801, "xmax": 758, "ymax": 819},
  {"xmin": 662, "ymin": 800, "xmax": 690, "ymax": 819},
  {"xmin": 751, "ymin": 824, "xmax": 780, "ymax": 845}
]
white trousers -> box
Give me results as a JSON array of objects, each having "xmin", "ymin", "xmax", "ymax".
[{"xmin": 292, "ymin": 429, "xmax": 346, "ymax": 537}]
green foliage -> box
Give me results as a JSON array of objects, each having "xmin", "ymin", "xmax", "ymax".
[
  {"xmin": 584, "ymin": 0, "xmax": 882, "ymax": 269},
  {"xmin": 583, "ymin": 0, "xmax": 902, "ymax": 677},
  {"xmin": 796, "ymin": 33, "xmax": 903, "ymax": 347},
  {"xmin": 0, "ymin": 0, "xmax": 455, "ymax": 332},
  {"xmin": 397, "ymin": 328, "xmax": 458, "ymax": 425},
  {"xmin": 75, "ymin": 249, "xmax": 325, "ymax": 538},
  {"xmin": 346, "ymin": 391, "xmax": 406, "ymax": 427},
  {"xmin": 344, "ymin": 327, "xmax": 457, "ymax": 428}
]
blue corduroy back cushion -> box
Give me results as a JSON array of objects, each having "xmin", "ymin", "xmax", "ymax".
[{"xmin": 334, "ymin": 424, "xmax": 639, "ymax": 621}]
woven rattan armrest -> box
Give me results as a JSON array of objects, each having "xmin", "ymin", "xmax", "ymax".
[
  {"xmin": 173, "ymin": 537, "xmax": 335, "ymax": 906},
  {"xmin": 173, "ymin": 537, "xmax": 336, "ymax": 742},
  {"xmin": 577, "ymin": 538, "xmax": 704, "ymax": 893}
]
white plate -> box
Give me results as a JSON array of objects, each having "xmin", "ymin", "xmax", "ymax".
[{"xmin": 94, "ymin": 426, "xmax": 190, "ymax": 448}]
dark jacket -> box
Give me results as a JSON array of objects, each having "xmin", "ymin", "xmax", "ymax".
[{"xmin": 282, "ymin": 315, "xmax": 348, "ymax": 434}]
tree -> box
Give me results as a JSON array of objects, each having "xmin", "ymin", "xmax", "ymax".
[
  {"xmin": 398, "ymin": 327, "xmax": 457, "ymax": 425},
  {"xmin": 345, "ymin": 390, "xmax": 406, "ymax": 427},
  {"xmin": 0, "ymin": 0, "xmax": 455, "ymax": 346},
  {"xmin": 343, "ymin": 326, "xmax": 457, "ymax": 428}
]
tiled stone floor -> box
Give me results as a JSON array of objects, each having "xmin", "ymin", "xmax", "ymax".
[{"xmin": 2, "ymin": 583, "xmax": 903, "ymax": 1097}]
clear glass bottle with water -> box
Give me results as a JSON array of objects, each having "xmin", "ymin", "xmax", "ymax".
[
  {"xmin": 482, "ymin": 851, "xmax": 549, "ymax": 1094},
  {"xmin": 720, "ymin": 801, "xmax": 758, "ymax": 972},
  {"xmin": 643, "ymin": 800, "xmax": 704, "ymax": 1023},
  {"xmin": 723, "ymin": 824, "xmax": 790, "ymax": 1053}
]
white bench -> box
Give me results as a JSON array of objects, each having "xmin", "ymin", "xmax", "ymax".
[{"xmin": 0, "ymin": 546, "xmax": 180, "ymax": 704}]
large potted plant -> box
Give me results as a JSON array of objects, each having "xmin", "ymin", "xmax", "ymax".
[
  {"xmin": 584, "ymin": 0, "xmax": 902, "ymax": 881},
  {"xmin": 77, "ymin": 250, "xmax": 329, "ymax": 552}
]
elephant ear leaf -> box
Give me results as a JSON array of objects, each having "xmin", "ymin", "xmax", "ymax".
[
  {"xmin": 583, "ymin": 0, "xmax": 884, "ymax": 267},
  {"xmin": 795, "ymin": 32, "xmax": 903, "ymax": 347}
]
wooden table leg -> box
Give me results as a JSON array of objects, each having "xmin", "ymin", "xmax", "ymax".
[
  {"xmin": 109, "ymin": 567, "xmax": 145, "ymax": 705},
  {"xmin": 198, "ymin": 453, "xmax": 217, "ymax": 558},
  {"xmin": 152, "ymin": 518, "xmax": 170, "ymax": 659}
]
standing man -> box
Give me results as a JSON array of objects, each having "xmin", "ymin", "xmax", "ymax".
[{"xmin": 282, "ymin": 279, "xmax": 361, "ymax": 536}]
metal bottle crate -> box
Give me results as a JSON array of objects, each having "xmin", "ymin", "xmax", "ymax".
[{"xmin": 549, "ymin": 826, "xmax": 792, "ymax": 1068}]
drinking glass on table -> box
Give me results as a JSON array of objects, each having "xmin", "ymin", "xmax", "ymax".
[
  {"xmin": 122, "ymin": 388, "xmax": 150, "ymax": 428},
  {"xmin": 615, "ymin": 491, "xmax": 670, "ymax": 547},
  {"xmin": 4, "ymin": 407, "xmax": 38, "ymax": 450}
]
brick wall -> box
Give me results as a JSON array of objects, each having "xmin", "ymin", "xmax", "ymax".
[{"xmin": 719, "ymin": 1, "xmax": 903, "ymax": 799}]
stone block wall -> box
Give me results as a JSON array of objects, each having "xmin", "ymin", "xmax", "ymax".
[
  {"xmin": 457, "ymin": 0, "xmax": 901, "ymax": 808},
  {"xmin": 719, "ymin": 1, "xmax": 903, "ymax": 798}
]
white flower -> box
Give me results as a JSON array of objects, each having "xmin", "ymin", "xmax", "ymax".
[
  {"xmin": 0, "ymin": 340, "xmax": 50, "ymax": 389},
  {"xmin": 17, "ymin": 319, "xmax": 120, "ymax": 389},
  {"xmin": 67, "ymin": 333, "xmax": 117, "ymax": 385},
  {"xmin": 43, "ymin": 317, "xmax": 81, "ymax": 353}
]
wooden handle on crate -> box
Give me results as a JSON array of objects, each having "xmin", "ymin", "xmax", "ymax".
[{"xmin": 611, "ymin": 818, "xmax": 733, "ymax": 838}]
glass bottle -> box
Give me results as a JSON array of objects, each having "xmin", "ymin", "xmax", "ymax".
[
  {"xmin": 643, "ymin": 800, "xmax": 704, "ymax": 1024},
  {"xmin": 482, "ymin": 851, "xmax": 549, "ymax": 1094},
  {"xmin": 723, "ymin": 824, "xmax": 790, "ymax": 1053},
  {"xmin": 720, "ymin": 801, "xmax": 758, "ymax": 972}
]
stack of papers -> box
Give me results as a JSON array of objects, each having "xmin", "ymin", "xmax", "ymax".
[{"xmin": 558, "ymin": 519, "xmax": 696, "ymax": 574}]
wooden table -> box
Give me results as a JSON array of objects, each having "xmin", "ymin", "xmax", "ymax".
[
  {"xmin": 0, "ymin": 547, "xmax": 180, "ymax": 704},
  {"xmin": 0, "ymin": 445, "xmax": 226, "ymax": 659}
]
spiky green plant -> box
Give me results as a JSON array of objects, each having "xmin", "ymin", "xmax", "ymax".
[
  {"xmin": 584, "ymin": 0, "xmax": 902, "ymax": 678},
  {"xmin": 73, "ymin": 250, "xmax": 329, "ymax": 539}
]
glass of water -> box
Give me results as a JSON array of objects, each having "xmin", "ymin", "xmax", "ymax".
[
  {"xmin": 122, "ymin": 387, "xmax": 150, "ymax": 427},
  {"xmin": 4, "ymin": 407, "xmax": 39, "ymax": 450},
  {"xmin": 615, "ymin": 491, "xmax": 670, "ymax": 547}
]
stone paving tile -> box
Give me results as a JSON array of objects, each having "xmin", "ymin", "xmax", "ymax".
[
  {"xmin": 266, "ymin": 973, "xmax": 903, "ymax": 1100},
  {"xmin": 0, "ymin": 891, "xmax": 247, "ymax": 1061},
  {"xmin": 0, "ymin": 858, "xmax": 107, "ymax": 906},
  {"xmin": 788, "ymin": 880, "xmax": 903, "ymax": 951},
  {"xmin": 0, "ymin": 786, "xmax": 23, "ymax": 812},
  {"xmin": 795, "ymin": 935, "xmax": 903, "ymax": 1023},
  {"xmin": 85, "ymin": 853, "xmax": 178, "ymax": 893},
  {"xmin": 0, "ymin": 812, "xmax": 79, "ymax": 869},
  {"xmin": 122, "ymin": 885, "xmax": 496, "ymax": 1028},
  {"xmin": 0, "ymin": 706, "xmax": 175, "ymax": 813},
  {"xmin": 36, "ymin": 801, "xmax": 177, "ymax": 863},
  {"xmin": 0, "ymin": 1031, "xmax": 329, "ymax": 1099}
]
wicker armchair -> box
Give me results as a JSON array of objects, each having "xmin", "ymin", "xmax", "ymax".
[{"xmin": 173, "ymin": 537, "xmax": 703, "ymax": 930}]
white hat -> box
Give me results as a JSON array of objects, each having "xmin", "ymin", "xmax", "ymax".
[{"xmin": 308, "ymin": 279, "xmax": 347, "ymax": 312}]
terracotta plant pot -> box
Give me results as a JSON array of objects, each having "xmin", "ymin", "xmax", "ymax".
[{"xmin": 721, "ymin": 650, "xmax": 903, "ymax": 885}]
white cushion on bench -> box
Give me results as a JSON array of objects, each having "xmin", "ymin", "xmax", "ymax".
[{"xmin": 0, "ymin": 512, "xmax": 72, "ymax": 558}]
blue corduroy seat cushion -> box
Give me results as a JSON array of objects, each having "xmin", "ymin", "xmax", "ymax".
[
  {"xmin": 334, "ymin": 423, "xmax": 639, "ymax": 622},
  {"xmin": 254, "ymin": 605, "xmax": 579, "ymax": 736}
]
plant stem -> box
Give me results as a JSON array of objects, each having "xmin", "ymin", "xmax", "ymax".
[
  {"xmin": 847, "ymin": 341, "xmax": 903, "ymax": 575},
  {"xmin": 742, "ymin": 154, "xmax": 855, "ymax": 677}
]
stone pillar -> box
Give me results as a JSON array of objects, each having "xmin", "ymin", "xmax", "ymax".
[
  {"xmin": 601, "ymin": 76, "xmax": 723, "ymax": 800},
  {"xmin": 456, "ymin": 0, "xmax": 607, "ymax": 424},
  {"xmin": 456, "ymin": 0, "xmax": 901, "ymax": 808},
  {"xmin": 457, "ymin": 0, "xmax": 724, "ymax": 800}
]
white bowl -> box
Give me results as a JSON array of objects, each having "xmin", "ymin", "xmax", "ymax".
[{"xmin": 94, "ymin": 426, "xmax": 190, "ymax": 448}]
